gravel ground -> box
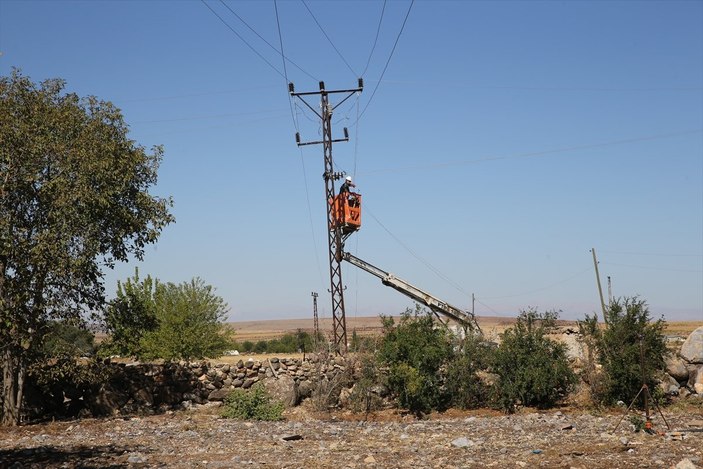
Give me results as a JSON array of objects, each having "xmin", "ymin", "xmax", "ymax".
[{"xmin": 1, "ymin": 404, "xmax": 702, "ymax": 469}]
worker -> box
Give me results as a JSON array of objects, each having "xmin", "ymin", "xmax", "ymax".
[{"xmin": 339, "ymin": 175, "xmax": 355, "ymax": 194}]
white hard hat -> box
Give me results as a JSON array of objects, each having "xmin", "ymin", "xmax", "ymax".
[{"xmin": 345, "ymin": 176, "xmax": 352, "ymax": 182}]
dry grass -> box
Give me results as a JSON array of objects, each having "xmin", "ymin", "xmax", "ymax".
[{"xmin": 226, "ymin": 315, "xmax": 701, "ymax": 344}]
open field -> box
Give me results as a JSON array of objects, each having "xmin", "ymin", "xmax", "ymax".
[{"xmin": 228, "ymin": 315, "xmax": 702, "ymax": 342}]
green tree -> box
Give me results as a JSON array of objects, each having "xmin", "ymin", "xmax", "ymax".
[
  {"xmin": 492, "ymin": 309, "xmax": 576, "ymax": 412},
  {"xmin": 42, "ymin": 320, "xmax": 96, "ymax": 358},
  {"xmin": 579, "ymin": 297, "xmax": 668, "ymax": 406},
  {"xmin": 100, "ymin": 268, "xmax": 158, "ymax": 358},
  {"xmin": 139, "ymin": 278, "xmax": 234, "ymax": 361},
  {"xmin": 445, "ymin": 333, "xmax": 492, "ymax": 409},
  {"xmin": 377, "ymin": 306, "xmax": 454, "ymax": 416},
  {"xmin": 0, "ymin": 71, "xmax": 173, "ymax": 425}
]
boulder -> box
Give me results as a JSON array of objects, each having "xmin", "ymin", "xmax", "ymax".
[
  {"xmin": 263, "ymin": 374, "xmax": 298, "ymax": 407},
  {"xmin": 207, "ymin": 388, "xmax": 231, "ymax": 401},
  {"xmin": 666, "ymin": 355, "xmax": 690, "ymax": 382},
  {"xmin": 681, "ymin": 327, "xmax": 703, "ymax": 364}
]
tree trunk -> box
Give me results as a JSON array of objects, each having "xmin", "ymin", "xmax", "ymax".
[{"xmin": 1, "ymin": 347, "xmax": 21, "ymax": 426}]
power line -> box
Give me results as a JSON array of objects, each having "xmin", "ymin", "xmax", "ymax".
[
  {"xmin": 220, "ymin": 0, "xmax": 317, "ymax": 82},
  {"xmin": 480, "ymin": 267, "xmax": 593, "ymax": 300},
  {"xmin": 354, "ymin": 0, "xmax": 415, "ymax": 126},
  {"xmin": 601, "ymin": 262, "xmax": 703, "ymax": 274},
  {"xmin": 274, "ymin": 0, "xmax": 299, "ymax": 133},
  {"xmin": 361, "ymin": 0, "xmax": 387, "ymax": 78},
  {"xmin": 599, "ymin": 249, "xmax": 703, "ymax": 258},
  {"xmin": 363, "ymin": 203, "xmax": 470, "ymax": 297},
  {"xmin": 360, "ymin": 128, "xmax": 703, "ymax": 175},
  {"xmin": 300, "ymin": 0, "xmax": 358, "ymax": 78},
  {"xmin": 200, "ymin": 0, "xmax": 285, "ymax": 79}
]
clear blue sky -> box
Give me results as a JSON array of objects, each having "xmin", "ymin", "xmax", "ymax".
[{"xmin": 1, "ymin": 0, "xmax": 701, "ymax": 322}]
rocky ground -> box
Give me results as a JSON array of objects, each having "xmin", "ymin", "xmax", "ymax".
[{"xmin": 1, "ymin": 403, "xmax": 702, "ymax": 469}]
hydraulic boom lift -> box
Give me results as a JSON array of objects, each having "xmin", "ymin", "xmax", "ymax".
[{"xmin": 342, "ymin": 251, "xmax": 482, "ymax": 334}]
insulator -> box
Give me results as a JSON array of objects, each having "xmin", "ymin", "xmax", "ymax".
[
  {"xmin": 319, "ymin": 81, "xmax": 325, "ymax": 90},
  {"xmin": 358, "ymin": 78, "xmax": 364, "ymax": 89},
  {"xmin": 295, "ymin": 132, "xmax": 300, "ymax": 144},
  {"xmin": 288, "ymin": 82, "xmax": 295, "ymax": 93},
  {"xmin": 343, "ymin": 127, "xmax": 349, "ymax": 139}
]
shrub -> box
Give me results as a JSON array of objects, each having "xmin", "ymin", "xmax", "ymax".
[
  {"xmin": 377, "ymin": 306, "xmax": 454, "ymax": 415},
  {"xmin": 139, "ymin": 277, "xmax": 235, "ymax": 361},
  {"xmin": 579, "ymin": 297, "xmax": 668, "ymax": 406},
  {"xmin": 491, "ymin": 309, "xmax": 576, "ymax": 412},
  {"xmin": 100, "ymin": 268, "xmax": 158, "ymax": 358},
  {"xmin": 445, "ymin": 332, "xmax": 492, "ymax": 409},
  {"xmin": 222, "ymin": 385, "xmax": 284, "ymax": 421},
  {"xmin": 348, "ymin": 353, "xmax": 384, "ymax": 414}
]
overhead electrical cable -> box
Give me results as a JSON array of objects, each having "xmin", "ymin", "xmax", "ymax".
[
  {"xmin": 480, "ymin": 267, "xmax": 593, "ymax": 300},
  {"xmin": 300, "ymin": 0, "xmax": 358, "ymax": 78},
  {"xmin": 360, "ymin": 128, "xmax": 703, "ymax": 175},
  {"xmin": 273, "ymin": 0, "xmax": 300, "ymax": 133},
  {"xmin": 220, "ymin": 0, "xmax": 317, "ymax": 82},
  {"xmin": 361, "ymin": 0, "xmax": 387, "ymax": 78},
  {"xmin": 354, "ymin": 0, "xmax": 415, "ymax": 126},
  {"xmin": 119, "ymin": 85, "xmax": 279, "ymax": 103},
  {"xmin": 200, "ymin": 0, "xmax": 285, "ymax": 79},
  {"xmin": 601, "ymin": 262, "xmax": 702, "ymax": 273},
  {"xmin": 473, "ymin": 298, "xmax": 503, "ymax": 316},
  {"xmin": 599, "ymin": 250, "xmax": 703, "ymax": 257},
  {"xmin": 362, "ymin": 203, "xmax": 470, "ymax": 296}
]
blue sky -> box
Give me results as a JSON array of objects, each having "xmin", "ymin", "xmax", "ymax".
[{"xmin": 1, "ymin": 0, "xmax": 701, "ymax": 322}]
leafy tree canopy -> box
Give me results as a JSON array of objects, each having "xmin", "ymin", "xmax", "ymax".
[
  {"xmin": 138, "ymin": 277, "xmax": 234, "ymax": 361},
  {"xmin": 0, "ymin": 70, "xmax": 173, "ymax": 425}
]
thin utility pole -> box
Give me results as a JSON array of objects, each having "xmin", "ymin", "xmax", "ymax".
[
  {"xmin": 591, "ymin": 248, "xmax": 607, "ymax": 323},
  {"xmin": 291, "ymin": 80, "xmax": 363, "ymax": 355},
  {"xmin": 311, "ymin": 291, "xmax": 319, "ymax": 350}
]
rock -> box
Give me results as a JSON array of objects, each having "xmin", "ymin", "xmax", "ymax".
[
  {"xmin": 666, "ymin": 355, "xmax": 691, "ymax": 382},
  {"xmin": 364, "ymin": 455, "xmax": 376, "ymax": 463},
  {"xmin": 242, "ymin": 378, "xmax": 255, "ymax": 389},
  {"xmin": 674, "ymin": 459, "xmax": 698, "ymax": 469},
  {"xmin": 688, "ymin": 366, "xmax": 703, "ymax": 394},
  {"xmin": 451, "ymin": 437, "xmax": 474, "ymax": 448},
  {"xmin": 207, "ymin": 389, "xmax": 230, "ymax": 401},
  {"xmin": 681, "ymin": 327, "xmax": 703, "ymax": 364},
  {"xmin": 263, "ymin": 375, "xmax": 298, "ymax": 407}
]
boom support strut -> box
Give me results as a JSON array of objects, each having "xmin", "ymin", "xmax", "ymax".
[{"xmin": 342, "ymin": 252, "xmax": 482, "ymax": 333}]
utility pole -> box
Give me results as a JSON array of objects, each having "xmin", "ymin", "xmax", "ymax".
[
  {"xmin": 291, "ymin": 80, "xmax": 363, "ymax": 355},
  {"xmin": 591, "ymin": 248, "xmax": 607, "ymax": 324},
  {"xmin": 311, "ymin": 291, "xmax": 319, "ymax": 350}
]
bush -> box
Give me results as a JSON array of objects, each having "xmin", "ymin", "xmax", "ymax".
[
  {"xmin": 139, "ymin": 277, "xmax": 235, "ymax": 361},
  {"xmin": 377, "ymin": 306, "xmax": 454, "ymax": 415},
  {"xmin": 43, "ymin": 320, "xmax": 96, "ymax": 358},
  {"xmin": 222, "ymin": 385, "xmax": 284, "ymax": 421},
  {"xmin": 445, "ymin": 333, "xmax": 492, "ymax": 409},
  {"xmin": 579, "ymin": 297, "xmax": 668, "ymax": 406},
  {"xmin": 100, "ymin": 268, "xmax": 158, "ymax": 358},
  {"xmin": 491, "ymin": 309, "xmax": 576, "ymax": 412}
]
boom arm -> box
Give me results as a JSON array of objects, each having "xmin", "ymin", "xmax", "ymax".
[{"xmin": 342, "ymin": 252, "xmax": 482, "ymax": 333}]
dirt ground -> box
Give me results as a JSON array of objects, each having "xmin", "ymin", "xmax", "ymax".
[{"xmin": 1, "ymin": 403, "xmax": 702, "ymax": 468}]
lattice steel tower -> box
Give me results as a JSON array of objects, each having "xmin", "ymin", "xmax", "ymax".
[{"xmin": 291, "ymin": 80, "xmax": 363, "ymax": 355}]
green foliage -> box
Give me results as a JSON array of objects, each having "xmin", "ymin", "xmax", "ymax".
[
  {"xmin": 349, "ymin": 353, "xmax": 384, "ymax": 414},
  {"xmin": 0, "ymin": 70, "xmax": 173, "ymax": 425},
  {"xmin": 42, "ymin": 320, "xmax": 96, "ymax": 358},
  {"xmin": 579, "ymin": 297, "xmax": 668, "ymax": 406},
  {"xmin": 139, "ymin": 278, "xmax": 234, "ymax": 361},
  {"xmin": 377, "ymin": 306, "xmax": 454, "ymax": 415},
  {"xmin": 222, "ymin": 385, "xmax": 284, "ymax": 421},
  {"xmin": 629, "ymin": 414, "xmax": 645, "ymax": 432},
  {"xmin": 492, "ymin": 309, "xmax": 576, "ymax": 412},
  {"xmin": 445, "ymin": 333, "xmax": 492, "ymax": 409},
  {"xmin": 100, "ymin": 268, "xmax": 158, "ymax": 358}
]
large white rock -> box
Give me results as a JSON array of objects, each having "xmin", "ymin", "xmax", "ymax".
[{"xmin": 681, "ymin": 327, "xmax": 703, "ymax": 364}]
